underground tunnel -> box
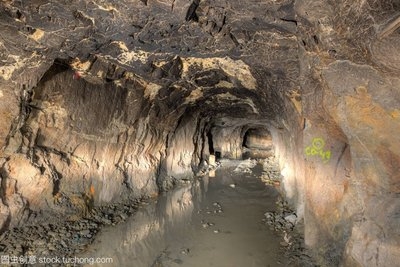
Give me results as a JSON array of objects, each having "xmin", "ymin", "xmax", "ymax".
[{"xmin": 0, "ymin": 0, "xmax": 400, "ymax": 266}]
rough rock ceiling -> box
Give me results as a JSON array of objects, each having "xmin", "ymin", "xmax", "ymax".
[
  {"xmin": 1, "ymin": 0, "xmax": 400, "ymax": 266},
  {"xmin": 0, "ymin": 0, "xmax": 299, "ymax": 121}
]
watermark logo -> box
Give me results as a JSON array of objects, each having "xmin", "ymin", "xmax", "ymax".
[
  {"xmin": 305, "ymin": 137, "xmax": 331, "ymax": 163},
  {"xmin": 0, "ymin": 255, "xmax": 113, "ymax": 265}
]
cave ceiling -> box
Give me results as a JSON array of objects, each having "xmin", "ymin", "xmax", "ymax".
[{"xmin": 0, "ymin": 0, "xmax": 301, "ymax": 124}]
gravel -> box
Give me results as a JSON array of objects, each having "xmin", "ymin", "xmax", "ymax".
[{"xmin": 0, "ymin": 197, "xmax": 146, "ymax": 266}]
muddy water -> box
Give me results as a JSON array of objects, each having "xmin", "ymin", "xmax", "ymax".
[{"xmin": 82, "ymin": 162, "xmax": 283, "ymax": 267}]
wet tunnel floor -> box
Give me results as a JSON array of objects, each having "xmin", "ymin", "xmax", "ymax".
[{"xmin": 82, "ymin": 161, "xmax": 284, "ymax": 267}]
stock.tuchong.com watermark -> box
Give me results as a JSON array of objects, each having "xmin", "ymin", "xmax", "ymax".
[{"xmin": 0, "ymin": 255, "xmax": 113, "ymax": 265}]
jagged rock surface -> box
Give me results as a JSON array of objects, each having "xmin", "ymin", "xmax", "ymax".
[{"xmin": 0, "ymin": 0, "xmax": 399, "ymax": 266}]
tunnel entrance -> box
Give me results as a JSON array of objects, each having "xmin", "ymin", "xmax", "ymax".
[{"xmin": 241, "ymin": 128, "xmax": 273, "ymax": 159}]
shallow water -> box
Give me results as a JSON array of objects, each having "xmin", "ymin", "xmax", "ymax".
[{"xmin": 82, "ymin": 162, "xmax": 283, "ymax": 267}]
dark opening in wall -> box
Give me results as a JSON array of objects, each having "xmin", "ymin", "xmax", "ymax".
[
  {"xmin": 215, "ymin": 151, "xmax": 221, "ymax": 159},
  {"xmin": 241, "ymin": 128, "xmax": 273, "ymax": 159},
  {"xmin": 242, "ymin": 129, "xmax": 251, "ymax": 148},
  {"xmin": 207, "ymin": 130, "xmax": 214, "ymax": 154}
]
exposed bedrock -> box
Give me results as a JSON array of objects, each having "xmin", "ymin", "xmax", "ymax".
[{"xmin": 0, "ymin": 0, "xmax": 399, "ymax": 266}]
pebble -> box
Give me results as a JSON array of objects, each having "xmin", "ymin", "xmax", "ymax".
[
  {"xmin": 60, "ymin": 240, "xmax": 68, "ymax": 248},
  {"xmin": 262, "ymin": 191, "xmax": 317, "ymax": 266},
  {"xmin": 101, "ymin": 218, "xmax": 112, "ymax": 225},
  {"xmin": 0, "ymin": 197, "xmax": 141, "ymax": 261},
  {"xmin": 285, "ymin": 214, "xmax": 297, "ymax": 225},
  {"xmin": 79, "ymin": 229, "xmax": 91, "ymax": 236},
  {"xmin": 180, "ymin": 248, "xmax": 190, "ymax": 255},
  {"xmin": 229, "ymin": 183, "xmax": 236, "ymax": 188}
]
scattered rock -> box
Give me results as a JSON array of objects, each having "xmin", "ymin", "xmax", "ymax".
[
  {"xmin": 233, "ymin": 159, "xmax": 257, "ymax": 173},
  {"xmin": 263, "ymin": 197, "xmax": 316, "ymax": 266},
  {"xmin": 0, "ymin": 197, "xmax": 143, "ymax": 262},
  {"xmin": 79, "ymin": 229, "xmax": 90, "ymax": 236},
  {"xmin": 285, "ymin": 214, "xmax": 297, "ymax": 225},
  {"xmin": 180, "ymin": 248, "xmax": 190, "ymax": 255}
]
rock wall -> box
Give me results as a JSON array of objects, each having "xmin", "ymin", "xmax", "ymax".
[
  {"xmin": 0, "ymin": 0, "xmax": 399, "ymax": 266},
  {"xmin": 272, "ymin": 1, "xmax": 400, "ymax": 265}
]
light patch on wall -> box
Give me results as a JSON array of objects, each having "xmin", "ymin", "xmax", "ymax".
[
  {"xmin": 286, "ymin": 89, "xmax": 302, "ymax": 114},
  {"xmin": 0, "ymin": 90, "xmax": 3, "ymax": 98},
  {"xmin": 215, "ymin": 80, "xmax": 234, "ymax": 88},
  {"xmin": 29, "ymin": 29, "xmax": 45, "ymax": 41},
  {"xmin": 116, "ymin": 50, "xmax": 150, "ymax": 65},
  {"xmin": 91, "ymin": 2, "xmax": 119, "ymax": 12},
  {"xmin": 143, "ymin": 82, "xmax": 162, "ymax": 100},
  {"xmin": 390, "ymin": 109, "xmax": 400, "ymax": 119},
  {"xmin": 184, "ymin": 88, "xmax": 204, "ymax": 104},
  {"xmin": 0, "ymin": 55, "xmax": 28, "ymax": 80},
  {"xmin": 110, "ymin": 41, "xmax": 129, "ymax": 52},
  {"xmin": 71, "ymin": 58, "xmax": 92, "ymax": 72},
  {"xmin": 281, "ymin": 163, "xmax": 294, "ymax": 199},
  {"xmin": 181, "ymin": 57, "xmax": 257, "ymax": 90}
]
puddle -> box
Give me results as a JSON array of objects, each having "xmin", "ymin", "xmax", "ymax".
[{"xmin": 81, "ymin": 162, "xmax": 283, "ymax": 267}]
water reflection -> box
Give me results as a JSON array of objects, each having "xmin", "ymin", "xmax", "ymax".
[
  {"xmin": 83, "ymin": 165, "xmax": 282, "ymax": 267},
  {"xmin": 81, "ymin": 183, "xmax": 198, "ymax": 266}
]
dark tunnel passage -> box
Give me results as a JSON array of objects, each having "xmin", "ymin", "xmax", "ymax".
[
  {"xmin": 1, "ymin": 0, "xmax": 400, "ymax": 266},
  {"xmin": 206, "ymin": 130, "xmax": 214, "ymax": 155}
]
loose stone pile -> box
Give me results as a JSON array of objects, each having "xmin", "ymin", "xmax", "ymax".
[
  {"xmin": 199, "ymin": 201, "xmax": 224, "ymax": 234},
  {"xmin": 196, "ymin": 160, "xmax": 221, "ymax": 176},
  {"xmin": 264, "ymin": 197, "xmax": 297, "ymax": 233},
  {"xmin": 0, "ymin": 197, "xmax": 145, "ymax": 265},
  {"xmin": 263, "ymin": 196, "xmax": 316, "ymax": 266},
  {"xmin": 260, "ymin": 156, "xmax": 282, "ymax": 186},
  {"xmin": 233, "ymin": 159, "xmax": 257, "ymax": 173},
  {"xmin": 258, "ymin": 156, "xmax": 316, "ymax": 266}
]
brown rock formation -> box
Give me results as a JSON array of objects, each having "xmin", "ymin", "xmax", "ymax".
[{"xmin": 0, "ymin": 0, "xmax": 399, "ymax": 265}]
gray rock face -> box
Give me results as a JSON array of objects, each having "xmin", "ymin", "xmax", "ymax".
[{"xmin": 0, "ymin": 0, "xmax": 399, "ymax": 266}]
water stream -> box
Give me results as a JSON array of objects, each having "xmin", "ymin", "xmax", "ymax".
[{"xmin": 82, "ymin": 161, "xmax": 283, "ymax": 267}]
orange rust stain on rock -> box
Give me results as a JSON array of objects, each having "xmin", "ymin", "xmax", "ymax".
[
  {"xmin": 89, "ymin": 184, "xmax": 95, "ymax": 196},
  {"xmin": 149, "ymin": 192, "xmax": 159, "ymax": 198},
  {"xmin": 390, "ymin": 109, "xmax": 400, "ymax": 119}
]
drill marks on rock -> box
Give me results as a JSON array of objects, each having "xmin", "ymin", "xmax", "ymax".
[{"xmin": 305, "ymin": 137, "xmax": 331, "ymax": 163}]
